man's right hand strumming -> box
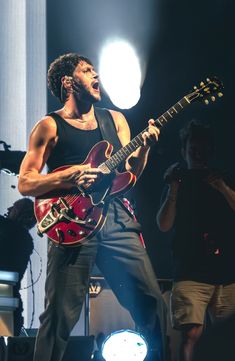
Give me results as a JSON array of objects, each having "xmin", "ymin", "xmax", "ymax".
[{"xmin": 60, "ymin": 163, "xmax": 102, "ymax": 188}]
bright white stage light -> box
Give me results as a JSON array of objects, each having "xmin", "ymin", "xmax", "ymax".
[
  {"xmin": 99, "ymin": 40, "xmax": 142, "ymax": 109},
  {"xmin": 101, "ymin": 329, "xmax": 148, "ymax": 361}
]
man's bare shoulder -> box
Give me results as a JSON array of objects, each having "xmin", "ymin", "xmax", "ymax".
[
  {"xmin": 109, "ymin": 109, "xmax": 126, "ymax": 120},
  {"xmin": 108, "ymin": 109, "xmax": 129, "ymax": 131},
  {"xmin": 31, "ymin": 115, "xmax": 57, "ymax": 137},
  {"xmin": 35, "ymin": 115, "xmax": 57, "ymax": 129}
]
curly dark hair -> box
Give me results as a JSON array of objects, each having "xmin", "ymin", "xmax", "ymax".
[
  {"xmin": 180, "ymin": 119, "xmax": 215, "ymax": 154},
  {"xmin": 47, "ymin": 53, "xmax": 92, "ymax": 101}
]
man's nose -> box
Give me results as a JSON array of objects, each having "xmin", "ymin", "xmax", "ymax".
[{"xmin": 92, "ymin": 70, "xmax": 99, "ymax": 79}]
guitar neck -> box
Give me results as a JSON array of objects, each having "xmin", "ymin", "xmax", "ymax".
[{"xmin": 105, "ymin": 96, "xmax": 190, "ymax": 171}]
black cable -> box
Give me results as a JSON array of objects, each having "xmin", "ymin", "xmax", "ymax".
[
  {"xmin": 20, "ymin": 248, "xmax": 43, "ymax": 330},
  {"xmin": 20, "ymin": 248, "xmax": 43, "ymax": 290},
  {"xmin": 29, "ymin": 258, "xmax": 35, "ymax": 329}
]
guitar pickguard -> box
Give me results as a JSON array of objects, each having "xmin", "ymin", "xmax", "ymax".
[{"xmin": 84, "ymin": 173, "xmax": 115, "ymax": 206}]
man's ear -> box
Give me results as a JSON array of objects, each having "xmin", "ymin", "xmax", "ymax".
[{"xmin": 61, "ymin": 76, "xmax": 73, "ymax": 90}]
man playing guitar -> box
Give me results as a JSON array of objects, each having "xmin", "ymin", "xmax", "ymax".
[{"xmin": 18, "ymin": 53, "xmax": 167, "ymax": 361}]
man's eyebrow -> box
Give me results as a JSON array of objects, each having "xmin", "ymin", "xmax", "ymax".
[{"xmin": 82, "ymin": 63, "xmax": 93, "ymax": 69}]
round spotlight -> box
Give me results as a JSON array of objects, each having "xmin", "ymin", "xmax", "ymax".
[
  {"xmin": 101, "ymin": 329, "xmax": 148, "ymax": 361},
  {"xmin": 99, "ymin": 40, "xmax": 142, "ymax": 109}
]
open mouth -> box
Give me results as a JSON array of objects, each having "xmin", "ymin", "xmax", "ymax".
[{"xmin": 92, "ymin": 81, "xmax": 99, "ymax": 91}]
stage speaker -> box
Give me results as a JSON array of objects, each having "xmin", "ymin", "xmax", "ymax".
[
  {"xmin": 6, "ymin": 337, "xmax": 35, "ymax": 361},
  {"xmin": 62, "ymin": 336, "xmax": 94, "ymax": 361},
  {"xmin": 5, "ymin": 336, "xmax": 94, "ymax": 361},
  {"xmin": 0, "ymin": 336, "xmax": 6, "ymax": 361},
  {"xmin": 89, "ymin": 277, "xmax": 135, "ymax": 341}
]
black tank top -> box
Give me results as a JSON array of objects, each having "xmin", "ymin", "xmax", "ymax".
[{"xmin": 46, "ymin": 113, "xmax": 102, "ymax": 172}]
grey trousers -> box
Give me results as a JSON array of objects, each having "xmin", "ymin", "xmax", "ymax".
[{"xmin": 33, "ymin": 200, "xmax": 167, "ymax": 361}]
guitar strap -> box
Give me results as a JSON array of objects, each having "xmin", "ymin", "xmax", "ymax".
[
  {"xmin": 94, "ymin": 107, "xmax": 143, "ymax": 239},
  {"xmin": 94, "ymin": 107, "xmax": 122, "ymax": 154}
]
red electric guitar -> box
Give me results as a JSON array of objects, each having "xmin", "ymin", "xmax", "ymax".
[{"xmin": 35, "ymin": 77, "xmax": 223, "ymax": 246}]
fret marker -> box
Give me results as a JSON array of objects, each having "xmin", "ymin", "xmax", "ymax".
[{"xmin": 178, "ymin": 102, "xmax": 183, "ymax": 109}]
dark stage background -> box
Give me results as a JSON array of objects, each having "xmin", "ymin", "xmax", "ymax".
[{"xmin": 47, "ymin": 0, "xmax": 235, "ymax": 279}]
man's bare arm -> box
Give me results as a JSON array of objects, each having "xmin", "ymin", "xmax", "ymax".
[{"xmin": 18, "ymin": 117, "xmax": 98, "ymax": 197}]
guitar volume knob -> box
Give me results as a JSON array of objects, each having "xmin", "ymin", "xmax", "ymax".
[
  {"xmin": 86, "ymin": 218, "xmax": 97, "ymax": 225},
  {"xmin": 67, "ymin": 229, "xmax": 76, "ymax": 237}
]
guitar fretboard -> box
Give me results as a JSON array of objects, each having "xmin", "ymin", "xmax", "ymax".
[{"xmin": 105, "ymin": 96, "xmax": 190, "ymax": 171}]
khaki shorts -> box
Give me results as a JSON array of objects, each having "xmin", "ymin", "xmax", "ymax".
[{"xmin": 170, "ymin": 280, "xmax": 235, "ymax": 330}]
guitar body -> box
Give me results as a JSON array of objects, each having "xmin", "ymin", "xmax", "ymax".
[{"xmin": 34, "ymin": 141, "xmax": 136, "ymax": 246}]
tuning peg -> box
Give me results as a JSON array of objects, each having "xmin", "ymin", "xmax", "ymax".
[
  {"xmin": 218, "ymin": 92, "xmax": 223, "ymax": 97},
  {"xmin": 211, "ymin": 96, "xmax": 216, "ymax": 102},
  {"xmin": 193, "ymin": 86, "xmax": 198, "ymax": 90},
  {"xmin": 204, "ymin": 99, "xmax": 209, "ymax": 105},
  {"xmin": 200, "ymin": 82, "xmax": 205, "ymax": 87},
  {"xmin": 206, "ymin": 78, "xmax": 210, "ymax": 82}
]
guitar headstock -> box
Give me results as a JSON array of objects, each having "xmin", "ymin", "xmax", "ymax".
[{"xmin": 186, "ymin": 77, "xmax": 224, "ymax": 105}]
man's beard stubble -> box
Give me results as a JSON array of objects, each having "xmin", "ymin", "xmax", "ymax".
[{"xmin": 73, "ymin": 78, "xmax": 100, "ymax": 104}]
